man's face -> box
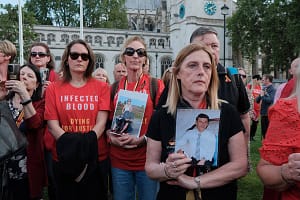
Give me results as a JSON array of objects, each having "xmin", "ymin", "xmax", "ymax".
[
  {"xmin": 114, "ymin": 64, "xmax": 127, "ymax": 81},
  {"xmin": 191, "ymin": 33, "xmax": 220, "ymax": 64},
  {"xmin": 196, "ymin": 117, "xmax": 209, "ymax": 132}
]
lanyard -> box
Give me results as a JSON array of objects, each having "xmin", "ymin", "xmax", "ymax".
[{"xmin": 124, "ymin": 73, "xmax": 143, "ymax": 91}]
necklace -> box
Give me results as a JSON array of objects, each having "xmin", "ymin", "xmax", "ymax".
[{"xmin": 124, "ymin": 73, "xmax": 143, "ymax": 91}]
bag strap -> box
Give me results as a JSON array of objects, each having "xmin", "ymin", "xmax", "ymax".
[{"xmin": 149, "ymin": 77, "xmax": 158, "ymax": 106}]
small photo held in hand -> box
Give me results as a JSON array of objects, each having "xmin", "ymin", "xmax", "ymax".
[
  {"xmin": 110, "ymin": 89, "xmax": 148, "ymax": 137},
  {"xmin": 175, "ymin": 109, "xmax": 220, "ymax": 167}
]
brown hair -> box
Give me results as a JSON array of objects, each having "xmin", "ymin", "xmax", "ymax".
[
  {"xmin": 28, "ymin": 42, "xmax": 55, "ymax": 70},
  {"xmin": 60, "ymin": 39, "xmax": 95, "ymax": 82}
]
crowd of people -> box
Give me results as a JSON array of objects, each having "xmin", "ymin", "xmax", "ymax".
[{"xmin": 0, "ymin": 25, "xmax": 299, "ymax": 200}]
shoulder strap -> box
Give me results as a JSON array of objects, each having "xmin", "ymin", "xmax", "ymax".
[
  {"xmin": 110, "ymin": 81, "xmax": 119, "ymax": 101},
  {"xmin": 149, "ymin": 77, "xmax": 158, "ymax": 105}
]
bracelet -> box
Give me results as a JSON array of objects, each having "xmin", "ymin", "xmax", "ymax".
[
  {"xmin": 194, "ymin": 176, "xmax": 201, "ymax": 192},
  {"xmin": 280, "ymin": 165, "xmax": 294, "ymax": 185},
  {"xmin": 20, "ymin": 99, "xmax": 32, "ymax": 105},
  {"xmin": 163, "ymin": 163, "xmax": 173, "ymax": 179}
]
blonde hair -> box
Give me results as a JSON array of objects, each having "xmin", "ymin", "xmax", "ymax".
[
  {"xmin": 0, "ymin": 40, "xmax": 17, "ymax": 62},
  {"xmin": 119, "ymin": 36, "xmax": 147, "ymax": 64},
  {"xmin": 165, "ymin": 43, "xmax": 219, "ymax": 115}
]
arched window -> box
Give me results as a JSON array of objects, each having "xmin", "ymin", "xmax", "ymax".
[
  {"xmin": 38, "ymin": 33, "xmax": 45, "ymax": 42},
  {"xmin": 61, "ymin": 34, "xmax": 69, "ymax": 44},
  {"xmin": 150, "ymin": 38, "xmax": 156, "ymax": 48},
  {"xmin": 95, "ymin": 36, "xmax": 102, "ymax": 46},
  {"xmin": 115, "ymin": 54, "xmax": 121, "ymax": 64},
  {"xmin": 85, "ymin": 35, "xmax": 92, "ymax": 44},
  {"xmin": 95, "ymin": 54, "xmax": 105, "ymax": 69},
  {"xmin": 160, "ymin": 56, "xmax": 173, "ymax": 75},
  {"xmin": 71, "ymin": 34, "xmax": 79, "ymax": 41},
  {"xmin": 107, "ymin": 36, "xmax": 115, "ymax": 47},
  {"xmin": 116, "ymin": 37, "xmax": 124, "ymax": 47},
  {"xmin": 47, "ymin": 33, "xmax": 56, "ymax": 45},
  {"xmin": 158, "ymin": 39, "xmax": 165, "ymax": 48}
]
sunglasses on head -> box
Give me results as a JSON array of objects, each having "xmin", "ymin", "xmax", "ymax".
[
  {"xmin": 69, "ymin": 52, "xmax": 90, "ymax": 61},
  {"xmin": 123, "ymin": 47, "xmax": 147, "ymax": 57},
  {"xmin": 30, "ymin": 52, "xmax": 48, "ymax": 58}
]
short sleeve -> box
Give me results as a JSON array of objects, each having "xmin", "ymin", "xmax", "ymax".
[
  {"xmin": 146, "ymin": 109, "xmax": 162, "ymax": 141},
  {"xmin": 44, "ymin": 82, "xmax": 58, "ymax": 120}
]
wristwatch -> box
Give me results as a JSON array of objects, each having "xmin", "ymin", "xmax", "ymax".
[{"xmin": 194, "ymin": 176, "xmax": 201, "ymax": 191}]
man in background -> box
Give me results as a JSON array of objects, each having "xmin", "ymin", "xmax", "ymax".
[
  {"xmin": 255, "ymin": 74, "xmax": 276, "ymax": 138},
  {"xmin": 190, "ymin": 27, "xmax": 250, "ymax": 146},
  {"xmin": 113, "ymin": 63, "xmax": 127, "ymax": 82}
]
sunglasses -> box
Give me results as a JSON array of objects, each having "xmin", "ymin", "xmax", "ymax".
[
  {"xmin": 123, "ymin": 47, "xmax": 147, "ymax": 57},
  {"xmin": 30, "ymin": 52, "xmax": 48, "ymax": 58},
  {"xmin": 239, "ymin": 74, "xmax": 247, "ymax": 78},
  {"xmin": 69, "ymin": 52, "xmax": 90, "ymax": 61}
]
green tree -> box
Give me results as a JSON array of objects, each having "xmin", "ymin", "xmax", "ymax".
[
  {"xmin": 0, "ymin": 4, "xmax": 37, "ymax": 63},
  {"xmin": 227, "ymin": 0, "xmax": 300, "ymax": 77},
  {"xmin": 24, "ymin": 0, "xmax": 128, "ymax": 29}
]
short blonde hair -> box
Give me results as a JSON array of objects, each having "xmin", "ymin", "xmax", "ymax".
[
  {"xmin": 165, "ymin": 43, "xmax": 219, "ymax": 115},
  {"xmin": 0, "ymin": 40, "xmax": 17, "ymax": 63}
]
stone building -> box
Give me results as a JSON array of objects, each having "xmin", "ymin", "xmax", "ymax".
[{"xmin": 33, "ymin": 0, "xmax": 235, "ymax": 81}]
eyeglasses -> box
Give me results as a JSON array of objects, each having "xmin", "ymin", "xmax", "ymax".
[
  {"xmin": 30, "ymin": 52, "xmax": 48, "ymax": 58},
  {"xmin": 69, "ymin": 52, "xmax": 90, "ymax": 61},
  {"xmin": 123, "ymin": 47, "xmax": 147, "ymax": 57},
  {"xmin": 239, "ymin": 74, "xmax": 247, "ymax": 79}
]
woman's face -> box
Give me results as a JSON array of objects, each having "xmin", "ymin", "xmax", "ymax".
[
  {"xmin": 123, "ymin": 41, "xmax": 146, "ymax": 72},
  {"xmin": 30, "ymin": 46, "xmax": 50, "ymax": 68},
  {"xmin": 19, "ymin": 66, "xmax": 39, "ymax": 92},
  {"xmin": 94, "ymin": 69, "xmax": 107, "ymax": 83},
  {"xmin": 176, "ymin": 50, "xmax": 212, "ymax": 97},
  {"xmin": 68, "ymin": 43, "xmax": 90, "ymax": 75}
]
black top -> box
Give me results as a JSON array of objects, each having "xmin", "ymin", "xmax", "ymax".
[
  {"xmin": 147, "ymin": 100, "xmax": 243, "ymax": 200},
  {"xmin": 217, "ymin": 63, "xmax": 250, "ymax": 114}
]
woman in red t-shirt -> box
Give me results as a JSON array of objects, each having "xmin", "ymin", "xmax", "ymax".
[
  {"xmin": 28, "ymin": 42, "xmax": 59, "ymax": 200},
  {"xmin": 107, "ymin": 36, "xmax": 164, "ymax": 200}
]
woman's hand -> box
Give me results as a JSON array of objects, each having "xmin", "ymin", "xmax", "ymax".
[
  {"xmin": 107, "ymin": 130, "xmax": 137, "ymax": 148},
  {"xmin": 164, "ymin": 152, "xmax": 192, "ymax": 179},
  {"xmin": 5, "ymin": 80, "xmax": 30, "ymax": 100},
  {"xmin": 282, "ymin": 153, "xmax": 300, "ymax": 183}
]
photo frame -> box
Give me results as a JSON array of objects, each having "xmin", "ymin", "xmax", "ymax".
[
  {"xmin": 110, "ymin": 89, "xmax": 148, "ymax": 137},
  {"xmin": 175, "ymin": 108, "xmax": 220, "ymax": 167}
]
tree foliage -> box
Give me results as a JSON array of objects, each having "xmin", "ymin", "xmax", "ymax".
[
  {"xmin": 227, "ymin": 0, "xmax": 300, "ymax": 77},
  {"xmin": 24, "ymin": 0, "xmax": 128, "ymax": 29},
  {"xmin": 0, "ymin": 4, "xmax": 37, "ymax": 63}
]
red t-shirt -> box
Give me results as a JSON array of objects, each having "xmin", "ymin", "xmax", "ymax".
[
  {"xmin": 45, "ymin": 78, "xmax": 110, "ymax": 161},
  {"xmin": 259, "ymin": 98, "xmax": 300, "ymax": 200},
  {"xmin": 44, "ymin": 69, "xmax": 59, "ymax": 151},
  {"xmin": 110, "ymin": 74, "xmax": 164, "ymax": 170}
]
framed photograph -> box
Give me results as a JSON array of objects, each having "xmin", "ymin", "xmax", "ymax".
[
  {"xmin": 110, "ymin": 89, "xmax": 148, "ymax": 137},
  {"xmin": 175, "ymin": 109, "xmax": 220, "ymax": 167}
]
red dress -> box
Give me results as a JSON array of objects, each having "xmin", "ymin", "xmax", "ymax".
[{"xmin": 259, "ymin": 98, "xmax": 300, "ymax": 200}]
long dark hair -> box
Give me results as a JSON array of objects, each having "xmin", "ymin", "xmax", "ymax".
[{"xmin": 60, "ymin": 39, "xmax": 95, "ymax": 82}]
